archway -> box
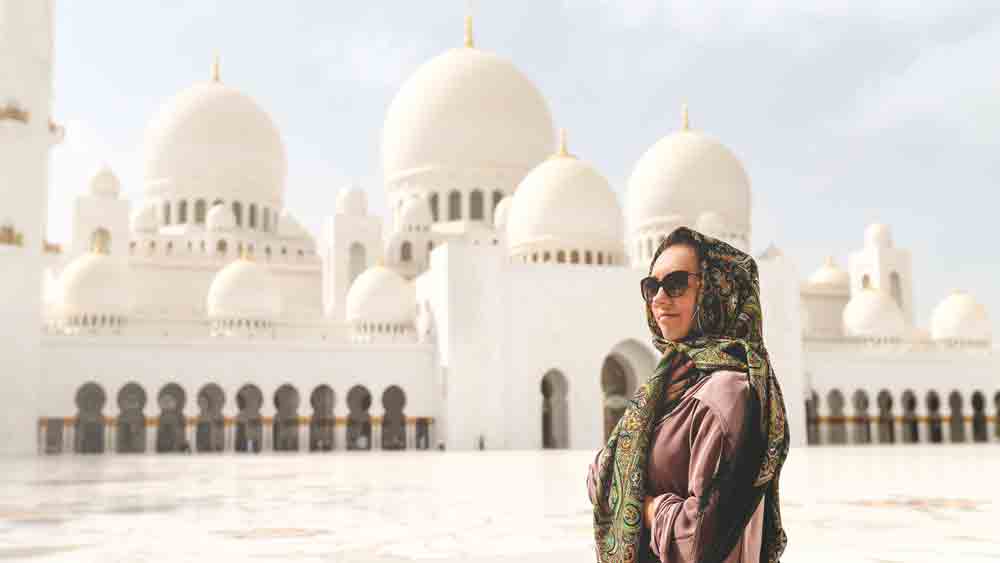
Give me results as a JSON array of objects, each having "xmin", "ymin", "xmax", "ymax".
[
  {"xmin": 235, "ymin": 384, "xmax": 263, "ymax": 453},
  {"xmin": 805, "ymin": 390, "xmax": 820, "ymax": 445},
  {"xmin": 346, "ymin": 385, "xmax": 372, "ymax": 450},
  {"xmin": 541, "ymin": 370, "xmax": 570, "ymax": 449},
  {"xmin": 75, "ymin": 382, "xmax": 106, "ymax": 454},
  {"xmin": 901, "ymin": 390, "xmax": 919, "ymax": 443},
  {"xmin": 273, "ymin": 384, "xmax": 300, "ymax": 451},
  {"xmin": 381, "ymin": 385, "xmax": 407, "ymax": 450},
  {"xmin": 156, "ymin": 383, "xmax": 187, "ymax": 453},
  {"xmin": 348, "ymin": 242, "xmax": 366, "ymax": 289},
  {"xmin": 851, "ymin": 390, "xmax": 871, "ymax": 444},
  {"xmin": 889, "ymin": 271, "xmax": 903, "ymax": 310},
  {"xmin": 116, "ymin": 382, "xmax": 147, "ymax": 453},
  {"xmin": 947, "ymin": 391, "xmax": 965, "ymax": 443},
  {"xmin": 876, "ymin": 390, "xmax": 895, "ymax": 444},
  {"xmin": 90, "ymin": 228, "xmax": 111, "ymax": 254},
  {"xmin": 196, "ymin": 384, "xmax": 225, "ymax": 452},
  {"xmin": 309, "ymin": 385, "xmax": 335, "ymax": 451},
  {"xmin": 995, "ymin": 392, "xmax": 1000, "ymax": 440},
  {"xmin": 826, "ymin": 389, "xmax": 846, "ymax": 444},
  {"xmin": 926, "ymin": 391, "xmax": 943, "ymax": 443},
  {"xmin": 971, "ymin": 391, "xmax": 988, "ymax": 442},
  {"xmin": 600, "ymin": 341, "xmax": 654, "ymax": 442}
]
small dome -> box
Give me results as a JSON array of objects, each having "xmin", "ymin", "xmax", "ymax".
[
  {"xmin": 808, "ymin": 257, "xmax": 850, "ymax": 289},
  {"xmin": 493, "ymin": 195, "xmax": 512, "ymax": 231},
  {"xmin": 507, "ymin": 141, "xmax": 623, "ymax": 254},
  {"xmin": 89, "ymin": 164, "xmax": 120, "ymax": 198},
  {"xmin": 627, "ymin": 115, "xmax": 750, "ymax": 239},
  {"xmin": 278, "ymin": 211, "xmax": 309, "ymax": 239},
  {"xmin": 397, "ymin": 197, "xmax": 432, "ymax": 231},
  {"xmin": 930, "ymin": 290, "xmax": 991, "ymax": 343},
  {"xmin": 130, "ymin": 202, "xmax": 159, "ymax": 233},
  {"xmin": 336, "ymin": 186, "xmax": 368, "ymax": 216},
  {"xmin": 382, "ymin": 45, "xmax": 555, "ymax": 187},
  {"xmin": 206, "ymin": 203, "xmax": 236, "ymax": 232},
  {"xmin": 843, "ymin": 289, "xmax": 905, "ymax": 338},
  {"xmin": 60, "ymin": 252, "xmax": 133, "ymax": 316},
  {"xmin": 345, "ymin": 265, "xmax": 416, "ymax": 325},
  {"xmin": 864, "ymin": 223, "xmax": 892, "ymax": 249},
  {"xmin": 207, "ymin": 258, "xmax": 282, "ymax": 320}
]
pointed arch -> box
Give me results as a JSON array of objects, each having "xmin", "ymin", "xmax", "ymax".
[{"xmin": 541, "ymin": 370, "xmax": 570, "ymax": 449}]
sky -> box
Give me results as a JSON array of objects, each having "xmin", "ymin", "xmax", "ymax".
[{"xmin": 48, "ymin": 0, "xmax": 1000, "ymax": 335}]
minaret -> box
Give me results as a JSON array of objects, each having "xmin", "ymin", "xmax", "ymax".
[{"xmin": 0, "ymin": 0, "xmax": 60, "ymax": 455}]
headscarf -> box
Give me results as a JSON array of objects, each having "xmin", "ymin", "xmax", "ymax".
[{"xmin": 591, "ymin": 227, "xmax": 790, "ymax": 563}]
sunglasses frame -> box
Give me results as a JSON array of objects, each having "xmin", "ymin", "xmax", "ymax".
[{"xmin": 640, "ymin": 271, "xmax": 701, "ymax": 302}]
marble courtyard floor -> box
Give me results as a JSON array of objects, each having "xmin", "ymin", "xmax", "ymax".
[{"xmin": 0, "ymin": 445, "xmax": 998, "ymax": 562}]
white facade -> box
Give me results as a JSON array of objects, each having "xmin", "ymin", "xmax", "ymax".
[{"xmin": 1, "ymin": 7, "xmax": 996, "ymax": 457}]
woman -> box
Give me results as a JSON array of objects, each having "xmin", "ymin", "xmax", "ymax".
[{"xmin": 587, "ymin": 227, "xmax": 790, "ymax": 563}]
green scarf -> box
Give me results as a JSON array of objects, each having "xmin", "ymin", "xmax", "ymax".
[{"xmin": 591, "ymin": 227, "xmax": 790, "ymax": 563}]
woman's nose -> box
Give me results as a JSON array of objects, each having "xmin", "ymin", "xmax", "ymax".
[{"xmin": 652, "ymin": 287, "xmax": 672, "ymax": 304}]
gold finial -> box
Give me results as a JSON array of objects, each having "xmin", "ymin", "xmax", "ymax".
[
  {"xmin": 551, "ymin": 128, "xmax": 575, "ymax": 159},
  {"xmin": 681, "ymin": 103, "xmax": 690, "ymax": 130},
  {"xmin": 558, "ymin": 129, "xmax": 568, "ymax": 156},
  {"xmin": 824, "ymin": 256, "xmax": 835, "ymax": 267},
  {"xmin": 0, "ymin": 101, "xmax": 30, "ymax": 124},
  {"xmin": 464, "ymin": 15, "xmax": 474, "ymax": 48},
  {"xmin": 211, "ymin": 53, "xmax": 221, "ymax": 82},
  {"xmin": 0, "ymin": 225, "xmax": 24, "ymax": 247},
  {"xmin": 240, "ymin": 245, "xmax": 252, "ymax": 261}
]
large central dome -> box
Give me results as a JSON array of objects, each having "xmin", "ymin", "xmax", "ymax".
[
  {"xmin": 143, "ymin": 69, "xmax": 287, "ymax": 207},
  {"xmin": 626, "ymin": 109, "xmax": 751, "ymax": 242},
  {"xmin": 382, "ymin": 33, "xmax": 555, "ymax": 187}
]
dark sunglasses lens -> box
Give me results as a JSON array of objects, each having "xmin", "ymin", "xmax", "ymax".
[
  {"xmin": 641, "ymin": 278, "xmax": 658, "ymax": 301},
  {"xmin": 663, "ymin": 271, "xmax": 691, "ymax": 297}
]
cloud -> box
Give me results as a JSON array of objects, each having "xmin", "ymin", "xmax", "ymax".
[{"xmin": 314, "ymin": 31, "xmax": 429, "ymax": 90}]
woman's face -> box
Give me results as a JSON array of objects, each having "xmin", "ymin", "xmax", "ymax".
[{"xmin": 650, "ymin": 243, "xmax": 701, "ymax": 341}]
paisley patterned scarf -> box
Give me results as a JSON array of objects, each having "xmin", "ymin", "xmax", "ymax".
[{"xmin": 591, "ymin": 227, "xmax": 790, "ymax": 563}]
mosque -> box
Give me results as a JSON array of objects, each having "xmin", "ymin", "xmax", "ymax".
[{"xmin": 0, "ymin": 3, "xmax": 996, "ymax": 457}]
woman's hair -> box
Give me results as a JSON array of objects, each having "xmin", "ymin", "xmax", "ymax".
[{"xmin": 649, "ymin": 227, "xmax": 707, "ymax": 273}]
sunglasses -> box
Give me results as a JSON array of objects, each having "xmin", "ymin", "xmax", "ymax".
[{"xmin": 640, "ymin": 271, "xmax": 700, "ymax": 302}]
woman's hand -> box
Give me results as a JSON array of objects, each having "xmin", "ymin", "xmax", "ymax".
[
  {"xmin": 665, "ymin": 359, "xmax": 695, "ymax": 404},
  {"xmin": 643, "ymin": 495, "xmax": 659, "ymax": 527}
]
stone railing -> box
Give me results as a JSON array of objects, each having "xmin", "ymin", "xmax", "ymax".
[
  {"xmin": 38, "ymin": 415, "xmax": 435, "ymax": 455},
  {"xmin": 807, "ymin": 414, "xmax": 998, "ymax": 445}
]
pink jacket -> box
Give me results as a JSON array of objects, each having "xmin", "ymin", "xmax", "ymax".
[{"xmin": 588, "ymin": 370, "xmax": 765, "ymax": 562}]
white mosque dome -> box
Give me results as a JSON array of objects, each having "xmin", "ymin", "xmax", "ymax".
[
  {"xmin": 142, "ymin": 72, "xmax": 286, "ymax": 206},
  {"xmin": 397, "ymin": 197, "xmax": 432, "ymax": 232},
  {"xmin": 493, "ymin": 195, "xmax": 512, "ymax": 231},
  {"xmin": 130, "ymin": 202, "xmax": 159, "ymax": 233},
  {"xmin": 345, "ymin": 265, "xmax": 416, "ymax": 325},
  {"xmin": 808, "ymin": 257, "xmax": 850, "ymax": 290},
  {"xmin": 206, "ymin": 203, "xmax": 236, "ymax": 232},
  {"xmin": 842, "ymin": 289, "xmax": 905, "ymax": 338},
  {"xmin": 207, "ymin": 258, "xmax": 282, "ymax": 320},
  {"xmin": 382, "ymin": 35, "xmax": 555, "ymax": 186},
  {"xmin": 278, "ymin": 211, "xmax": 309, "ymax": 239},
  {"xmin": 59, "ymin": 252, "xmax": 133, "ymax": 316},
  {"xmin": 626, "ymin": 112, "xmax": 750, "ymax": 237},
  {"xmin": 89, "ymin": 164, "xmax": 120, "ymax": 198},
  {"xmin": 930, "ymin": 290, "xmax": 991, "ymax": 343},
  {"xmin": 865, "ymin": 223, "xmax": 893, "ymax": 249},
  {"xmin": 336, "ymin": 185, "xmax": 367, "ymax": 216},
  {"xmin": 506, "ymin": 135, "xmax": 623, "ymax": 254},
  {"xmin": 694, "ymin": 211, "xmax": 726, "ymax": 238}
]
